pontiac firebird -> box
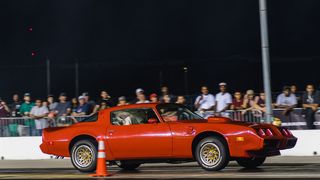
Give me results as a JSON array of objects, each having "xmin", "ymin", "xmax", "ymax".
[{"xmin": 40, "ymin": 103, "xmax": 297, "ymax": 172}]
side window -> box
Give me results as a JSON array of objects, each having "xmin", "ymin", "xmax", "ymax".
[{"xmin": 110, "ymin": 108, "xmax": 159, "ymax": 126}]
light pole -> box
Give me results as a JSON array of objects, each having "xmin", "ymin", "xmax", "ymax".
[
  {"xmin": 259, "ymin": 0, "xmax": 273, "ymax": 123},
  {"xmin": 183, "ymin": 67, "xmax": 189, "ymax": 95}
]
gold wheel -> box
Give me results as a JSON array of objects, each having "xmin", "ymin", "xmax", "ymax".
[
  {"xmin": 74, "ymin": 145, "xmax": 94, "ymax": 168},
  {"xmin": 200, "ymin": 142, "xmax": 221, "ymax": 167}
]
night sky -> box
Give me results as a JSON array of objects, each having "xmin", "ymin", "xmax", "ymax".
[{"xmin": 0, "ymin": 0, "xmax": 320, "ymax": 100}]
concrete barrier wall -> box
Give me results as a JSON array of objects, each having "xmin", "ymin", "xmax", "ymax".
[
  {"xmin": 0, "ymin": 130, "xmax": 319, "ymax": 160},
  {"xmin": 0, "ymin": 137, "xmax": 51, "ymax": 160},
  {"xmin": 280, "ymin": 130, "xmax": 320, "ymax": 156}
]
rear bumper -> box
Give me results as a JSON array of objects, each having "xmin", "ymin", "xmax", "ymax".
[
  {"xmin": 248, "ymin": 137, "xmax": 297, "ymax": 157},
  {"xmin": 280, "ymin": 137, "xmax": 297, "ymax": 150}
]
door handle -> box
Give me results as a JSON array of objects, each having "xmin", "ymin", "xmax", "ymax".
[
  {"xmin": 108, "ymin": 130, "xmax": 115, "ymax": 135},
  {"xmin": 187, "ymin": 126, "xmax": 195, "ymax": 134}
]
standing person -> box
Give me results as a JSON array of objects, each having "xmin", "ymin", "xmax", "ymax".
[
  {"xmin": 159, "ymin": 86, "xmax": 175, "ymax": 103},
  {"xmin": 275, "ymin": 86, "xmax": 297, "ymax": 116},
  {"xmin": 0, "ymin": 98, "xmax": 10, "ymax": 136},
  {"xmin": 291, "ymin": 85, "xmax": 301, "ymax": 107},
  {"xmin": 72, "ymin": 96, "xmax": 90, "ymax": 116},
  {"xmin": 302, "ymin": 84, "xmax": 320, "ymax": 129},
  {"xmin": 194, "ymin": 86, "xmax": 215, "ymax": 118},
  {"xmin": 230, "ymin": 91, "xmax": 244, "ymax": 110},
  {"xmin": 117, "ymin": 96, "xmax": 129, "ymax": 106},
  {"xmin": 242, "ymin": 90, "xmax": 256, "ymax": 109},
  {"xmin": 176, "ymin": 96, "xmax": 186, "ymax": 105},
  {"xmin": 149, "ymin": 93, "xmax": 159, "ymax": 103},
  {"xmin": 81, "ymin": 92, "xmax": 95, "ymax": 114},
  {"xmin": 253, "ymin": 91, "xmax": 267, "ymax": 113},
  {"xmin": 47, "ymin": 95, "xmax": 58, "ymax": 112},
  {"xmin": 215, "ymin": 82, "xmax": 232, "ymax": 116},
  {"xmin": 9, "ymin": 94, "xmax": 21, "ymax": 117},
  {"xmin": 19, "ymin": 93, "xmax": 35, "ymax": 117},
  {"xmin": 30, "ymin": 99, "xmax": 49, "ymax": 136},
  {"xmin": 162, "ymin": 95, "xmax": 171, "ymax": 103},
  {"xmin": 70, "ymin": 98, "xmax": 78, "ymax": 113},
  {"xmin": 131, "ymin": 88, "xmax": 145, "ymax": 104},
  {"xmin": 0, "ymin": 98, "xmax": 10, "ymax": 117},
  {"xmin": 136, "ymin": 93, "xmax": 150, "ymax": 104},
  {"xmin": 93, "ymin": 90, "xmax": 114, "ymax": 114},
  {"xmin": 54, "ymin": 93, "xmax": 71, "ymax": 117}
]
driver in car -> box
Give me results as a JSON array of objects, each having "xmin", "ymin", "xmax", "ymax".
[{"xmin": 115, "ymin": 111, "xmax": 132, "ymax": 125}]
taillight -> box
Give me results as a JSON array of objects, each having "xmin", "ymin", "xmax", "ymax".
[
  {"xmin": 257, "ymin": 128, "xmax": 273, "ymax": 137},
  {"xmin": 258, "ymin": 129, "xmax": 266, "ymax": 137},
  {"xmin": 281, "ymin": 128, "xmax": 293, "ymax": 137},
  {"xmin": 265, "ymin": 129, "xmax": 273, "ymax": 136},
  {"xmin": 281, "ymin": 128, "xmax": 288, "ymax": 136}
]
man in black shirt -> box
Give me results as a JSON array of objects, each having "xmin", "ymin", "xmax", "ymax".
[
  {"xmin": 93, "ymin": 90, "xmax": 114, "ymax": 114},
  {"xmin": 9, "ymin": 94, "xmax": 21, "ymax": 117},
  {"xmin": 302, "ymin": 84, "xmax": 320, "ymax": 129}
]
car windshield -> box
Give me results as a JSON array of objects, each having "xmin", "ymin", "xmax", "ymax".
[{"xmin": 156, "ymin": 103, "xmax": 204, "ymax": 122}]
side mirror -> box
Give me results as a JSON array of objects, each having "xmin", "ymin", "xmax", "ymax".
[{"xmin": 148, "ymin": 118, "xmax": 158, "ymax": 124}]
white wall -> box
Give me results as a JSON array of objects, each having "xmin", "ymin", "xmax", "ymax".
[
  {"xmin": 0, "ymin": 137, "xmax": 51, "ymax": 160},
  {"xmin": 281, "ymin": 130, "xmax": 320, "ymax": 156},
  {"xmin": 0, "ymin": 130, "xmax": 319, "ymax": 160}
]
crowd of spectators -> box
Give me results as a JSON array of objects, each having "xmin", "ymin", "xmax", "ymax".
[{"xmin": 0, "ymin": 82, "xmax": 319, "ymax": 132}]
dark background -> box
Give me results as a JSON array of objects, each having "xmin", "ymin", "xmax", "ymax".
[{"xmin": 0, "ymin": 0, "xmax": 319, "ymax": 100}]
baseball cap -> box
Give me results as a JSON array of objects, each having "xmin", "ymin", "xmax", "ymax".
[
  {"xmin": 118, "ymin": 96, "xmax": 126, "ymax": 101},
  {"xmin": 24, "ymin": 93, "xmax": 31, "ymax": 97},
  {"xmin": 135, "ymin": 88, "xmax": 144, "ymax": 94},
  {"xmin": 219, "ymin": 82, "xmax": 227, "ymax": 86},
  {"xmin": 82, "ymin": 92, "xmax": 89, "ymax": 96},
  {"xmin": 149, "ymin": 93, "xmax": 157, "ymax": 99},
  {"xmin": 78, "ymin": 95, "xmax": 85, "ymax": 100}
]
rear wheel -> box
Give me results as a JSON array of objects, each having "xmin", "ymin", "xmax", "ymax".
[
  {"xmin": 116, "ymin": 161, "xmax": 141, "ymax": 170},
  {"xmin": 236, "ymin": 157, "xmax": 266, "ymax": 168},
  {"xmin": 70, "ymin": 139, "xmax": 97, "ymax": 172},
  {"xmin": 195, "ymin": 137, "xmax": 229, "ymax": 171}
]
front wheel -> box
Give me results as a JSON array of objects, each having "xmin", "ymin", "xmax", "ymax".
[
  {"xmin": 195, "ymin": 137, "xmax": 229, "ymax": 171},
  {"xmin": 70, "ymin": 139, "xmax": 97, "ymax": 172},
  {"xmin": 236, "ymin": 157, "xmax": 266, "ymax": 168},
  {"xmin": 116, "ymin": 161, "xmax": 141, "ymax": 170}
]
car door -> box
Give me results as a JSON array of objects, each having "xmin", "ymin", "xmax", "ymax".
[{"xmin": 106, "ymin": 108, "xmax": 172, "ymax": 159}]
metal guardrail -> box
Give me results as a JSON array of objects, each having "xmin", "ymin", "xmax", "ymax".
[
  {"xmin": 1, "ymin": 108, "xmax": 320, "ymax": 137},
  {"xmin": 0, "ymin": 116, "xmax": 89, "ymax": 137}
]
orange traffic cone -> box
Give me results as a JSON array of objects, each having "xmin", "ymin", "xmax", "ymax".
[{"xmin": 90, "ymin": 137, "xmax": 112, "ymax": 177}]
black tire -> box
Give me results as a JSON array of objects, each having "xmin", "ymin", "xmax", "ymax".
[
  {"xmin": 70, "ymin": 139, "xmax": 97, "ymax": 172},
  {"xmin": 236, "ymin": 157, "xmax": 266, "ymax": 169},
  {"xmin": 117, "ymin": 161, "xmax": 141, "ymax": 170},
  {"xmin": 195, "ymin": 136, "xmax": 229, "ymax": 171}
]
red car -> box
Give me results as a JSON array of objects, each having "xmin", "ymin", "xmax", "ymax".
[{"xmin": 40, "ymin": 103, "xmax": 297, "ymax": 172}]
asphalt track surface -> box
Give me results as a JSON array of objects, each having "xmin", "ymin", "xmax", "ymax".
[{"xmin": 0, "ymin": 156, "xmax": 319, "ymax": 179}]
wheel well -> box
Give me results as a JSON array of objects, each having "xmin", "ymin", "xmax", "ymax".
[
  {"xmin": 191, "ymin": 131, "xmax": 229, "ymax": 158},
  {"xmin": 69, "ymin": 135, "xmax": 97, "ymax": 152}
]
